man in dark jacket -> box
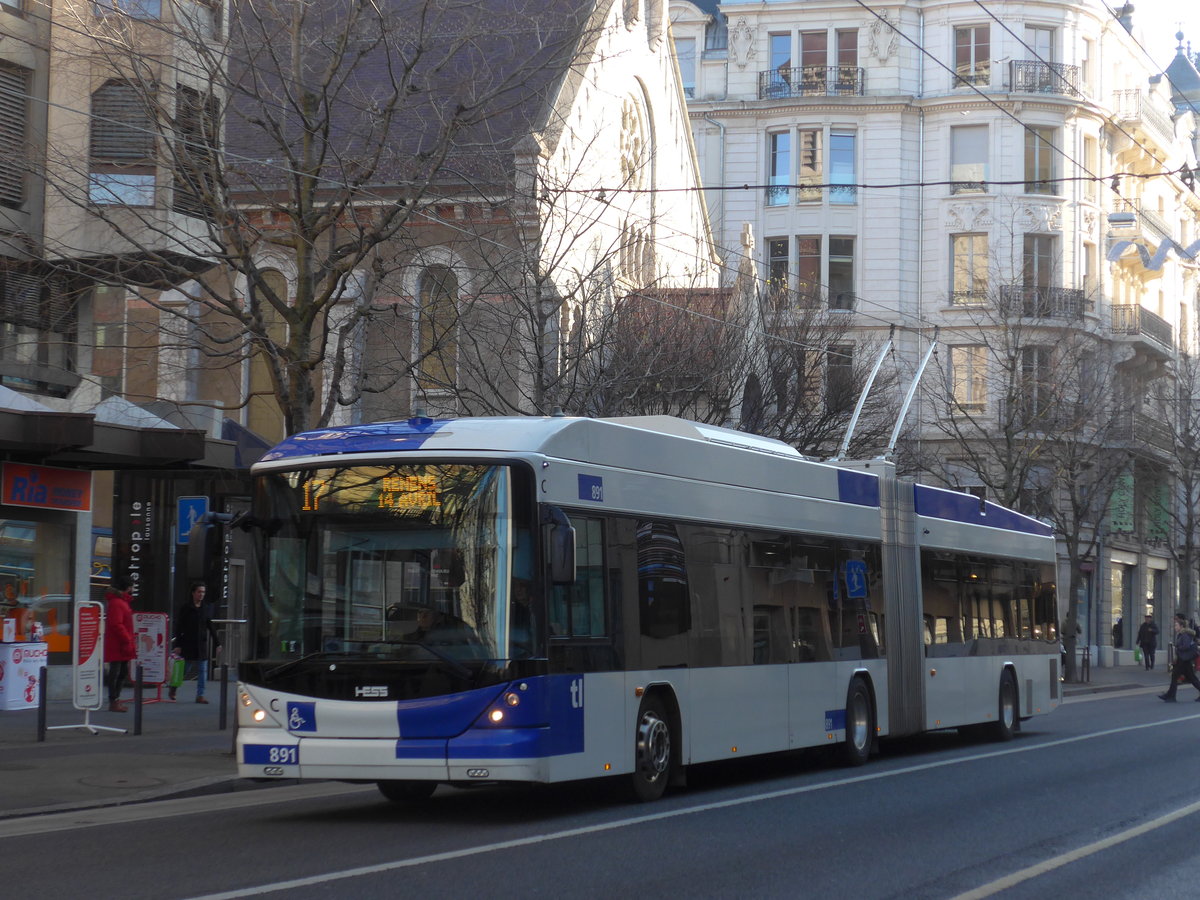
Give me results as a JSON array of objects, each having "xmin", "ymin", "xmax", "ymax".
[
  {"xmin": 1136, "ymin": 614, "xmax": 1159, "ymax": 671},
  {"xmin": 171, "ymin": 582, "xmax": 221, "ymax": 703}
]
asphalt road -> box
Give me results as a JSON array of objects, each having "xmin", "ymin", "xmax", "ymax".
[{"xmin": 2, "ymin": 685, "xmax": 1197, "ymax": 900}]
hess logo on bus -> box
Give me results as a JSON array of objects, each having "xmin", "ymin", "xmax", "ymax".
[{"xmin": 355, "ymin": 685, "xmax": 388, "ymax": 698}]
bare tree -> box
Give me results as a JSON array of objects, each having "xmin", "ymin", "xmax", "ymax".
[
  {"xmin": 40, "ymin": 0, "xmax": 630, "ymax": 437},
  {"xmin": 915, "ymin": 280, "xmax": 1134, "ymax": 682}
]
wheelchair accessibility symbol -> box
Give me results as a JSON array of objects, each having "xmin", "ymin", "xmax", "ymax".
[{"xmin": 286, "ymin": 701, "xmax": 317, "ymax": 732}]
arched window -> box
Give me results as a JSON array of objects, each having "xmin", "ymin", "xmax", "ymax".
[
  {"xmin": 247, "ymin": 269, "xmax": 288, "ymax": 442},
  {"xmin": 417, "ymin": 266, "xmax": 458, "ymax": 390}
]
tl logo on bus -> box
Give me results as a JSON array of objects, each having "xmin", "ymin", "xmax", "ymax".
[{"xmin": 570, "ymin": 678, "xmax": 583, "ymax": 708}]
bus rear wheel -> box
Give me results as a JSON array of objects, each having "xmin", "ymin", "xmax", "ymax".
[
  {"xmin": 631, "ymin": 695, "xmax": 672, "ymax": 802},
  {"xmin": 842, "ymin": 678, "xmax": 873, "ymax": 767},
  {"xmin": 378, "ymin": 780, "xmax": 437, "ymax": 803},
  {"xmin": 992, "ymin": 670, "xmax": 1018, "ymax": 742}
]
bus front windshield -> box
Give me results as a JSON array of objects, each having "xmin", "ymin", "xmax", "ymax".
[{"xmin": 254, "ymin": 463, "xmax": 531, "ymax": 667}]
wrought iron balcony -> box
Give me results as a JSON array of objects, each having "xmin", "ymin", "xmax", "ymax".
[
  {"xmin": 998, "ymin": 285, "xmax": 1089, "ymax": 320},
  {"xmin": 1112, "ymin": 304, "xmax": 1173, "ymax": 348},
  {"xmin": 759, "ymin": 65, "xmax": 865, "ymax": 99},
  {"xmin": 1112, "ymin": 89, "xmax": 1176, "ymax": 149},
  {"xmin": 1112, "ymin": 198, "xmax": 1173, "ymax": 244},
  {"xmin": 1111, "ymin": 408, "xmax": 1174, "ymax": 454},
  {"xmin": 1009, "ymin": 60, "xmax": 1080, "ymax": 97}
]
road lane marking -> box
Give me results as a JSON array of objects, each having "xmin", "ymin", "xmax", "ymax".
[
  {"xmin": 182, "ymin": 713, "xmax": 1200, "ymax": 899},
  {"xmin": 951, "ymin": 797, "xmax": 1200, "ymax": 899}
]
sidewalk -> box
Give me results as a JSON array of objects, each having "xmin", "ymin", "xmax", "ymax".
[
  {"xmin": 0, "ymin": 679, "xmax": 248, "ymax": 820},
  {"xmin": 0, "ymin": 662, "xmax": 1179, "ymax": 821}
]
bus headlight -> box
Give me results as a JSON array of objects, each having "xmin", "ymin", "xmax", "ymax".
[
  {"xmin": 504, "ymin": 692, "xmax": 521, "ymax": 707},
  {"xmin": 489, "ymin": 709, "xmax": 505, "ymax": 723}
]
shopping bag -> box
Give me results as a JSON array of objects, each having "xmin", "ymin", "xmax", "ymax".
[
  {"xmin": 1134, "ymin": 647, "xmax": 1142, "ymax": 663},
  {"xmin": 168, "ymin": 655, "xmax": 185, "ymax": 688}
]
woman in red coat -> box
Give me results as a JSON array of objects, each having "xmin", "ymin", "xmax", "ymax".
[{"xmin": 104, "ymin": 575, "xmax": 136, "ymax": 712}]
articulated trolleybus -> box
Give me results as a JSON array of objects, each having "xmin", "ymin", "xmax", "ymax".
[{"xmin": 236, "ymin": 415, "xmax": 1060, "ymax": 802}]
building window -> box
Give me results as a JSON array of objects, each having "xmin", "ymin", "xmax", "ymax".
[
  {"xmin": 800, "ymin": 30, "xmax": 828, "ymax": 92},
  {"xmin": 950, "ymin": 125, "xmax": 987, "ymax": 193},
  {"xmin": 1025, "ymin": 25, "xmax": 1055, "ymax": 62},
  {"xmin": 949, "ymin": 345, "xmax": 987, "ymax": 410},
  {"xmin": 828, "ymin": 237, "xmax": 855, "ymax": 309},
  {"xmin": 826, "ymin": 344, "xmax": 854, "ymax": 413},
  {"xmin": 955, "ymin": 25, "xmax": 990, "ymax": 85},
  {"xmin": 1020, "ymin": 346, "xmax": 1053, "ymax": 422},
  {"xmin": 829, "ymin": 131, "xmax": 855, "ymax": 204},
  {"xmin": 0, "ymin": 64, "xmax": 29, "ymax": 208},
  {"xmin": 797, "ymin": 236, "xmax": 820, "ymax": 304},
  {"xmin": 767, "ymin": 237, "xmax": 789, "ymax": 301},
  {"xmin": 674, "ymin": 37, "xmax": 695, "ymax": 98},
  {"xmin": 89, "ymin": 80, "xmax": 156, "ymax": 206},
  {"xmin": 0, "ymin": 271, "xmax": 76, "ymax": 398},
  {"xmin": 1081, "ymin": 38, "xmax": 1094, "ymax": 93},
  {"xmin": 797, "ymin": 128, "xmax": 822, "ymax": 201},
  {"xmin": 1083, "ymin": 136, "xmax": 1099, "ymax": 202},
  {"xmin": 766, "ymin": 131, "xmax": 791, "ymax": 206},
  {"xmin": 835, "ymin": 30, "xmax": 858, "ymax": 93},
  {"xmin": 1024, "ymin": 126, "xmax": 1056, "ymax": 194},
  {"xmin": 1083, "ymin": 241, "xmax": 1097, "ymax": 297},
  {"xmin": 1023, "ymin": 234, "xmax": 1056, "ymax": 293},
  {"xmin": 417, "ymin": 265, "xmax": 458, "ymax": 391},
  {"xmin": 172, "ymin": 85, "xmax": 219, "ymax": 217},
  {"xmin": 93, "ymin": 0, "xmax": 162, "ymax": 19},
  {"xmin": 951, "ymin": 233, "xmax": 988, "ymax": 304}
]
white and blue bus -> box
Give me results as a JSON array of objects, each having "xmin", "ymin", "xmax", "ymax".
[{"xmin": 235, "ymin": 415, "xmax": 1060, "ymax": 802}]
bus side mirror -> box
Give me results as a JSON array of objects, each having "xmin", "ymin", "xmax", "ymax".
[
  {"xmin": 184, "ymin": 512, "xmax": 236, "ymax": 582},
  {"xmin": 541, "ymin": 506, "xmax": 576, "ymax": 586}
]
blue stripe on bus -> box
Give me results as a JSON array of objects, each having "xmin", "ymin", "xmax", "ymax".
[
  {"xmin": 837, "ymin": 469, "xmax": 880, "ymax": 507},
  {"xmin": 391, "ymin": 674, "xmax": 584, "ymax": 760},
  {"xmin": 913, "ymin": 485, "xmax": 1052, "ymax": 536},
  {"xmin": 394, "ymin": 740, "xmax": 449, "ymax": 759},
  {"xmin": 260, "ymin": 418, "xmax": 454, "ymax": 462},
  {"xmin": 396, "ymin": 684, "xmax": 509, "ymax": 738}
]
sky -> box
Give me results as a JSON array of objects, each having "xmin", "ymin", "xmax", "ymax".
[{"xmin": 1127, "ymin": 0, "xmax": 1200, "ymax": 71}]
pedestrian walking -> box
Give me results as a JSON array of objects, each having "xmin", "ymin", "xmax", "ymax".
[
  {"xmin": 103, "ymin": 575, "xmax": 136, "ymax": 712},
  {"xmin": 1159, "ymin": 615, "xmax": 1200, "ymax": 702},
  {"xmin": 1136, "ymin": 613, "xmax": 1159, "ymax": 671},
  {"xmin": 170, "ymin": 582, "xmax": 221, "ymax": 703}
]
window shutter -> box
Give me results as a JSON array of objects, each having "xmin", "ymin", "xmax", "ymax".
[
  {"xmin": 0, "ymin": 64, "xmax": 29, "ymax": 208},
  {"xmin": 91, "ymin": 81, "xmax": 155, "ymax": 162}
]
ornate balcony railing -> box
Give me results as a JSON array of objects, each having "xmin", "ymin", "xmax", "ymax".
[
  {"xmin": 998, "ymin": 285, "xmax": 1089, "ymax": 320},
  {"xmin": 759, "ymin": 65, "xmax": 865, "ymax": 99},
  {"xmin": 1114, "ymin": 198, "xmax": 1173, "ymax": 244},
  {"xmin": 1009, "ymin": 60, "xmax": 1081, "ymax": 97},
  {"xmin": 1112, "ymin": 304, "xmax": 1173, "ymax": 347},
  {"xmin": 1112, "ymin": 89, "xmax": 1176, "ymax": 148},
  {"xmin": 1111, "ymin": 408, "xmax": 1174, "ymax": 454}
]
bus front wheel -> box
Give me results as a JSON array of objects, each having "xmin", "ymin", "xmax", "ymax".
[
  {"xmin": 631, "ymin": 695, "xmax": 672, "ymax": 802},
  {"xmin": 842, "ymin": 678, "xmax": 873, "ymax": 767},
  {"xmin": 992, "ymin": 671, "xmax": 1018, "ymax": 742},
  {"xmin": 378, "ymin": 780, "xmax": 437, "ymax": 803}
]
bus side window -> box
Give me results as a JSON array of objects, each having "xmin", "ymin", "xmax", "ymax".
[{"xmin": 550, "ymin": 517, "xmax": 607, "ymax": 638}]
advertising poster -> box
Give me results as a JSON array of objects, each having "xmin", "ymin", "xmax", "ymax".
[
  {"xmin": 134, "ymin": 612, "xmax": 169, "ymax": 684},
  {"xmin": 0, "ymin": 642, "xmax": 49, "ymax": 710},
  {"xmin": 73, "ymin": 601, "xmax": 104, "ymax": 710}
]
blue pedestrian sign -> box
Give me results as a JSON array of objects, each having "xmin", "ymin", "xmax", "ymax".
[
  {"xmin": 844, "ymin": 559, "xmax": 868, "ymax": 599},
  {"xmin": 177, "ymin": 496, "xmax": 209, "ymax": 544}
]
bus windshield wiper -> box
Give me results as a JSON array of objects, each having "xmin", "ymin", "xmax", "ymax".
[{"xmin": 264, "ymin": 651, "xmax": 344, "ymax": 681}]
